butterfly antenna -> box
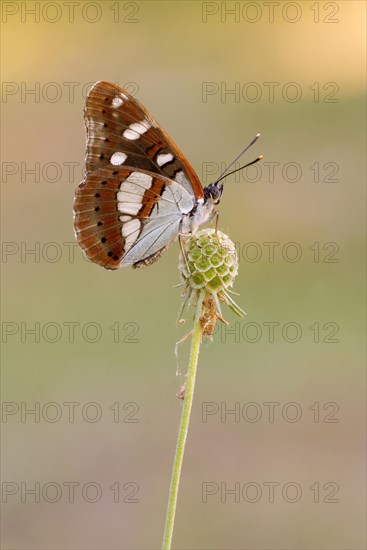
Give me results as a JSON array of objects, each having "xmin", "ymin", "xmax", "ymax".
[
  {"xmin": 215, "ymin": 155, "xmax": 263, "ymax": 185},
  {"xmin": 213, "ymin": 133, "xmax": 262, "ymax": 185}
]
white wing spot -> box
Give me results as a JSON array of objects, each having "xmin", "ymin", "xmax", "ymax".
[
  {"xmin": 117, "ymin": 173, "xmax": 152, "ymax": 216},
  {"xmin": 112, "ymin": 96, "xmax": 123, "ymax": 108},
  {"xmin": 122, "ymin": 172, "xmax": 152, "ymax": 190},
  {"xmin": 122, "ymin": 218, "xmax": 140, "ymax": 236},
  {"xmin": 117, "ymin": 202, "xmax": 141, "ymax": 216},
  {"xmin": 123, "ymin": 119, "xmax": 151, "ymax": 140},
  {"xmin": 110, "ymin": 152, "xmax": 127, "ymax": 165},
  {"xmin": 122, "ymin": 219, "xmax": 141, "ymax": 252},
  {"xmin": 130, "ymin": 120, "xmax": 150, "ymax": 134},
  {"xmin": 123, "ymin": 128, "xmax": 140, "ymax": 140},
  {"xmin": 157, "ymin": 153, "xmax": 174, "ymax": 167}
]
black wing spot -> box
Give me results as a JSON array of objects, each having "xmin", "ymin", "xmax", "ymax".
[
  {"xmin": 107, "ymin": 251, "xmax": 113, "ymax": 257},
  {"xmin": 95, "ymin": 193, "xmax": 100, "ymax": 198},
  {"xmin": 97, "ymin": 222, "xmax": 102, "ymax": 226},
  {"xmin": 101, "ymin": 237, "xmax": 107, "ymax": 243},
  {"xmin": 95, "ymin": 207, "xmax": 100, "ymax": 212},
  {"xmin": 113, "ymin": 255, "xmax": 119, "ymax": 261}
]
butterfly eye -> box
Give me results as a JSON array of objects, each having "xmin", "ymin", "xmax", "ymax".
[{"xmin": 204, "ymin": 183, "xmax": 223, "ymax": 203}]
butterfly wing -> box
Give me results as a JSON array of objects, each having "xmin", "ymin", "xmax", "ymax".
[
  {"xmin": 74, "ymin": 81, "xmax": 204, "ymax": 269},
  {"xmin": 74, "ymin": 165, "xmax": 195, "ymax": 270},
  {"xmin": 84, "ymin": 81, "xmax": 204, "ymax": 200}
]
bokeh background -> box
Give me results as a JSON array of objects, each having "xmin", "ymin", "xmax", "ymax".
[{"xmin": 1, "ymin": 1, "xmax": 366, "ymax": 549}]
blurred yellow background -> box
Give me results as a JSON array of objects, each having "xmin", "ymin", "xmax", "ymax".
[{"xmin": 1, "ymin": 1, "xmax": 365, "ymax": 549}]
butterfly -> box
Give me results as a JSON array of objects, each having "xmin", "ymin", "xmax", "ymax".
[{"xmin": 73, "ymin": 81, "xmax": 261, "ymax": 269}]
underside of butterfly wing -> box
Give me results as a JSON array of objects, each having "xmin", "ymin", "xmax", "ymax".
[
  {"xmin": 73, "ymin": 166, "xmax": 195, "ymax": 269},
  {"xmin": 74, "ymin": 81, "xmax": 206, "ymax": 270}
]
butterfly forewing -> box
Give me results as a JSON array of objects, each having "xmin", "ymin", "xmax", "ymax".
[{"xmin": 84, "ymin": 81, "xmax": 203, "ymax": 199}]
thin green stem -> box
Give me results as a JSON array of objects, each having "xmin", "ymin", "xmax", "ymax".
[{"xmin": 162, "ymin": 290, "xmax": 205, "ymax": 550}]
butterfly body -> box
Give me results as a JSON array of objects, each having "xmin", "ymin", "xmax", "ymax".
[{"xmin": 73, "ymin": 81, "xmax": 223, "ymax": 270}]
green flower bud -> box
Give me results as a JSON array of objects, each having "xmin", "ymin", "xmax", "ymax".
[
  {"xmin": 179, "ymin": 229, "xmax": 238, "ymax": 292},
  {"xmin": 178, "ymin": 229, "xmax": 245, "ymax": 324}
]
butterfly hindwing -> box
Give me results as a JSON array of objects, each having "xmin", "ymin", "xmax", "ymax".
[{"xmin": 74, "ymin": 165, "xmax": 195, "ymax": 269}]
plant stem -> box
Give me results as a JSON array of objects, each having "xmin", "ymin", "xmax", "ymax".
[{"xmin": 162, "ymin": 290, "xmax": 205, "ymax": 550}]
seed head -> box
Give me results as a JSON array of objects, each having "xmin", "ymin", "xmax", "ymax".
[{"xmin": 178, "ymin": 229, "xmax": 245, "ymax": 324}]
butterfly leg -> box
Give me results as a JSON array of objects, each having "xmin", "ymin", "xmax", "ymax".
[
  {"xmin": 210, "ymin": 210, "xmax": 220, "ymax": 231},
  {"xmin": 210, "ymin": 210, "xmax": 222, "ymax": 246},
  {"xmin": 178, "ymin": 234, "xmax": 190, "ymax": 273}
]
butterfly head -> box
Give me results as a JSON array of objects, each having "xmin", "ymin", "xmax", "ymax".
[{"xmin": 203, "ymin": 182, "xmax": 223, "ymax": 205}]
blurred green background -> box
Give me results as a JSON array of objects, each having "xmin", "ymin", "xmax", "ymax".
[{"xmin": 1, "ymin": 1, "xmax": 365, "ymax": 549}]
